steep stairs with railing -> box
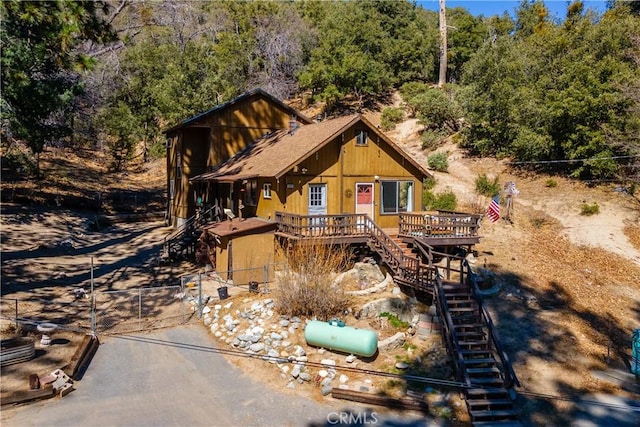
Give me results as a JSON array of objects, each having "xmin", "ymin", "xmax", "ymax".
[
  {"xmin": 436, "ymin": 280, "xmax": 522, "ymax": 427},
  {"xmin": 275, "ymin": 212, "xmax": 521, "ymax": 425},
  {"xmin": 163, "ymin": 206, "xmax": 219, "ymax": 261}
]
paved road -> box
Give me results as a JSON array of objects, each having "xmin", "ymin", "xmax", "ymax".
[{"xmin": 1, "ymin": 325, "xmax": 437, "ymax": 427}]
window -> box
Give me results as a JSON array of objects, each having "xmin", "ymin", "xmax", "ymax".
[
  {"xmin": 176, "ymin": 152, "xmax": 182, "ymax": 179},
  {"xmin": 356, "ymin": 130, "xmax": 368, "ymax": 146},
  {"xmin": 263, "ymin": 183, "xmax": 272, "ymax": 199},
  {"xmin": 244, "ymin": 179, "xmax": 258, "ymax": 206},
  {"xmin": 381, "ymin": 181, "xmax": 413, "ymax": 214}
]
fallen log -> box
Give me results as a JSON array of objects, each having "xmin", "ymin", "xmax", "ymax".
[{"xmin": 331, "ymin": 388, "xmax": 429, "ymax": 413}]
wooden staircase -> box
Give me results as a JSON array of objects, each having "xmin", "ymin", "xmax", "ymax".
[
  {"xmin": 438, "ymin": 281, "xmax": 522, "ymax": 426},
  {"xmin": 163, "ymin": 205, "xmax": 219, "ymax": 261}
]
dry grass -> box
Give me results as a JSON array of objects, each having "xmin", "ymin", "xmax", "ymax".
[
  {"xmin": 274, "ymin": 240, "xmax": 353, "ymax": 320},
  {"xmin": 624, "ymin": 222, "xmax": 640, "ymax": 250}
]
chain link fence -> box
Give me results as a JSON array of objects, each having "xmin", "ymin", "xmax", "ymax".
[
  {"xmin": 0, "ymin": 297, "xmax": 91, "ymax": 333},
  {"xmin": 1, "ymin": 263, "xmax": 287, "ymax": 336},
  {"xmin": 94, "ymin": 285, "xmax": 190, "ymax": 335}
]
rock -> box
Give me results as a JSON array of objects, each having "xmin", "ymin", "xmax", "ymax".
[
  {"xmin": 395, "ymin": 362, "xmax": 409, "ymax": 370},
  {"xmin": 223, "ymin": 301, "xmax": 232, "ymax": 309},
  {"xmin": 293, "ymin": 346, "xmax": 306, "ymax": 357},
  {"xmin": 251, "ymin": 326, "xmax": 265, "ymax": 335},
  {"xmin": 299, "ymin": 372, "xmax": 312, "ymax": 382},
  {"xmin": 296, "ymin": 356, "xmax": 308, "ymax": 363},
  {"xmin": 214, "ymin": 331, "xmax": 222, "ymax": 338},
  {"xmin": 318, "ymin": 370, "xmax": 328, "ymax": 378},
  {"xmin": 321, "ymin": 385, "xmax": 333, "ymax": 396},
  {"xmin": 291, "ymin": 365, "xmax": 301, "ymax": 378},
  {"xmin": 232, "ymin": 338, "xmax": 240, "ymax": 347},
  {"xmin": 339, "ymin": 374, "xmax": 348, "ymax": 383},
  {"xmin": 270, "ymin": 332, "xmax": 283, "ymax": 341},
  {"xmin": 267, "ymin": 349, "xmax": 280, "ymax": 362},
  {"xmin": 202, "ymin": 306, "xmax": 211, "ymax": 314},
  {"xmin": 322, "ymin": 377, "xmax": 333, "ymax": 387},
  {"xmin": 287, "ymin": 381, "xmax": 296, "ymax": 389},
  {"xmin": 320, "ymin": 359, "xmax": 336, "ymax": 366},
  {"xmin": 214, "ymin": 304, "xmax": 222, "ymax": 310},
  {"xmin": 204, "ymin": 317, "xmax": 212, "ymax": 326},
  {"xmin": 249, "ymin": 343, "xmax": 265, "ymax": 353},
  {"xmin": 378, "ymin": 332, "xmax": 406, "ymax": 351},
  {"xmin": 280, "ymin": 319, "xmax": 290, "ymax": 327},
  {"xmin": 345, "ymin": 355, "xmax": 357, "ymax": 363},
  {"xmin": 249, "ymin": 335, "xmax": 262, "ymax": 344}
]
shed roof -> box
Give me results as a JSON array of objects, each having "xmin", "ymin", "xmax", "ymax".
[
  {"xmin": 191, "ymin": 114, "xmax": 430, "ymax": 183},
  {"xmin": 163, "ymin": 88, "xmax": 312, "ymax": 135}
]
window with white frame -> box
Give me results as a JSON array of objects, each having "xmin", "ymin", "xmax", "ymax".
[
  {"xmin": 263, "ymin": 183, "xmax": 272, "ymax": 199},
  {"xmin": 381, "ymin": 180, "xmax": 413, "ymax": 213},
  {"xmin": 356, "ymin": 130, "xmax": 368, "ymax": 146}
]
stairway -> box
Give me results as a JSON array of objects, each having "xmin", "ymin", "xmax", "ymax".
[{"xmin": 441, "ymin": 282, "xmax": 522, "ymax": 426}]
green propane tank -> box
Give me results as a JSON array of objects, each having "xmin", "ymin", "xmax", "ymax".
[{"xmin": 304, "ymin": 320, "xmax": 378, "ymax": 357}]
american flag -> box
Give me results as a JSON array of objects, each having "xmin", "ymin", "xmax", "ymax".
[{"xmin": 486, "ymin": 196, "xmax": 500, "ymax": 222}]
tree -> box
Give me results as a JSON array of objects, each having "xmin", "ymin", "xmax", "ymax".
[{"xmin": 0, "ymin": 0, "xmax": 116, "ymax": 172}]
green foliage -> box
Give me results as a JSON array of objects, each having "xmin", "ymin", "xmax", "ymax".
[
  {"xmin": 427, "ymin": 152, "xmax": 449, "ymax": 172},
  {"xmin": 475, "ymin": 174, "xmax": 501, "ymax": 197},
  {"xmin": 380, "ymin": 107, "xmax": 404, "ymax": 131},
  {"xmin": 545, "ymin": 178, "xmax": 558, "ymax": 188},
  {"xmin": 0, "ymin": 0, "xmax": 116, "ymax": 171},
  {"xmin": 424, "ymin": 188, "xmax": 457, "ymax": 211},
  {"xmin": 379, "ymin": 312, "xmax": 409, "ymax": 329},
  {"xmin": 421, "ymin": 129, "xmax": 447, "ymax": 150},
  {"xmin": 99, "ymin": 102, "xmax": 139, "ymax": 171},
  {"xmin": 580, "ymin": 202, "xmax": 600, "ymax": 216},
  {"xmin": 460, "ymin": 4, "xmax": 640, "ymax": 181},
  {"xmin": 405, "ymin": 87, "xmax": 462, "ymax": 132},
  {"xmin": 423, "ymin": 176, "xmax": 437, "ymax": 191}
]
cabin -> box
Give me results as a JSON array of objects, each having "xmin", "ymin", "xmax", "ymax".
[
  {"xmin": 163, "ymin": 89, "xmax": 482, "ymax": 285},
  {"xmin": 164, "ymin": 88, "xmax": 313, "ymax": 227}
]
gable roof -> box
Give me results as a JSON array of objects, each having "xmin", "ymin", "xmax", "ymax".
[
  {"xmin": 163, "ymin": 88, "xmax": 313, "ymax": 134},
  {"xmin": 191, "ymin": 114, "xmax": 430, "ymax": 183}
]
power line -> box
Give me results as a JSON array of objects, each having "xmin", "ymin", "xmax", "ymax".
[
  {"xmin": 114, "ymin": 333, "xmax": 640, "ymax": 414},
  {"xmin": 508, "ymin": 154, "xmax": 640, "ymax": 165}
]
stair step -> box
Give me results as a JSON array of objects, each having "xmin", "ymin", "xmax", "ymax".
[
  {"xmin": 454, "ymin": 323, "xmax": 485, "ymax": 330},
  {"xmin": 462, "ymin": 350, "xmax": 494, "ymax": 357},
  {"xmin": 459, "ymin": 340, "xmax": 489, "ymax": 346},
  {"xmin": 467, "ymin": 399, "xmax": 514, "ymax": 408},
  {"xmin": 446, "ymin": 298, "xmax": 476, "ymax": 304},
  {"xmin": 470, "ymin": 409, "xmax": 520, "ymax": 420},
  {"xmin": 466, "ymin": 367, "xmax": 501, "ymax": 375},
  {"xmin": 469, "ymin": 377, "xmax": 504, "ymax": 385},
  {"xmin": 463, "ymin": 358, "xmax": 497, "ymax": 365},
  {"xmin": 466, "ymin": 388, "xmax": 511, "ymax": 397},
  {"xmin": 456, "ymin": 331, "xmax": 486, "ymax": 339},
  {"xmin": 449, "ymin": 307, "xmax": 478, "ymax": 312}
]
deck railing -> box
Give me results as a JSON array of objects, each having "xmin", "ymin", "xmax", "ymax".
[
  {"xmin": 399, "ymin": 212, "xmax": 483, "ymax": 239},
  {"xmin": 275, "ymin": 212, "xmax": 438, "ymax": 293}
]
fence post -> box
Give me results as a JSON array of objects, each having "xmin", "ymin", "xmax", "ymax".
[
  {"xmin": 263, "ymin": 264, "xmax": 268, "ymax": 294},
  {"xmin": 15, "ymin": 299, "xmax": 18, "ymax": 328},
  {"xmin": 138, "ymin": 288, "xmax": 142, "ymax": 330},
  {"xmin": 90, "ymin": 257, "xmax": 96, "ymax": 335},
  {"xmin": 198, "ymin": 273, "xmax": 202, "ymax": 319}
]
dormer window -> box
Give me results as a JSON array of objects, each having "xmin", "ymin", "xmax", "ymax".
[{"xmin": 356, "ymin": 130, "xmax": 368, "ymax": 146}]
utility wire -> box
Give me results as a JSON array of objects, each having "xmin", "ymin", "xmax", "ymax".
[
  {"xmin": 508, "ymin": 154, "xmax": 640, "ymax": 165},
  {"xmin": 114, "ymin": 333, "xmax": 640, "ymax": 413}
]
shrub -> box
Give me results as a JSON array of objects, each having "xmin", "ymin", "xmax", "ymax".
[
  {"xmin": 274, "ymin": 240, "xmax": 352, "ymax": 320},
  {"xmin": 379, "ymin": 312, "xmax": 409, "ymax": 329},
  {"xmin": 427, "ymin": 152, "xmax": 448, "ymax": 172},
  {"xmin": 380, "ymin": 107, "xmax": 404, "ymax": 131},
  {"xmin": 475, "ymin": 174, "xmax": 500, "ymax": 197},
  {"xmin": 580, "ymin": 202, "xmax": 600, "ymax": 216},
  {"xmin": 421, "ymin": 129, "xmax": 446, "ymax": 151},
  {"xmin": 425, "ymin": 188, "xmax": 457, "ymax": 211},
  {"xmin": 545, "ymin": 178, "xmax": 558, "ymax": 188},
  {"xmin": 423, "ymin": 176, "xmax": 437, "ymax": 191}
]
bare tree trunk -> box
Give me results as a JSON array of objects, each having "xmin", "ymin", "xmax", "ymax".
[{"xmin": 438, "ymin": 0, "xmax": 447, "ymax": 88}]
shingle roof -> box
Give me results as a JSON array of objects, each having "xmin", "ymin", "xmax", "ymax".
[
  {"xmin": 191, "ymin": 114, "xmax": 430, "ymax": 182},
  {"xmin": 163, "ymin": 88, "xmax": 312, "ymax": 134}
]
